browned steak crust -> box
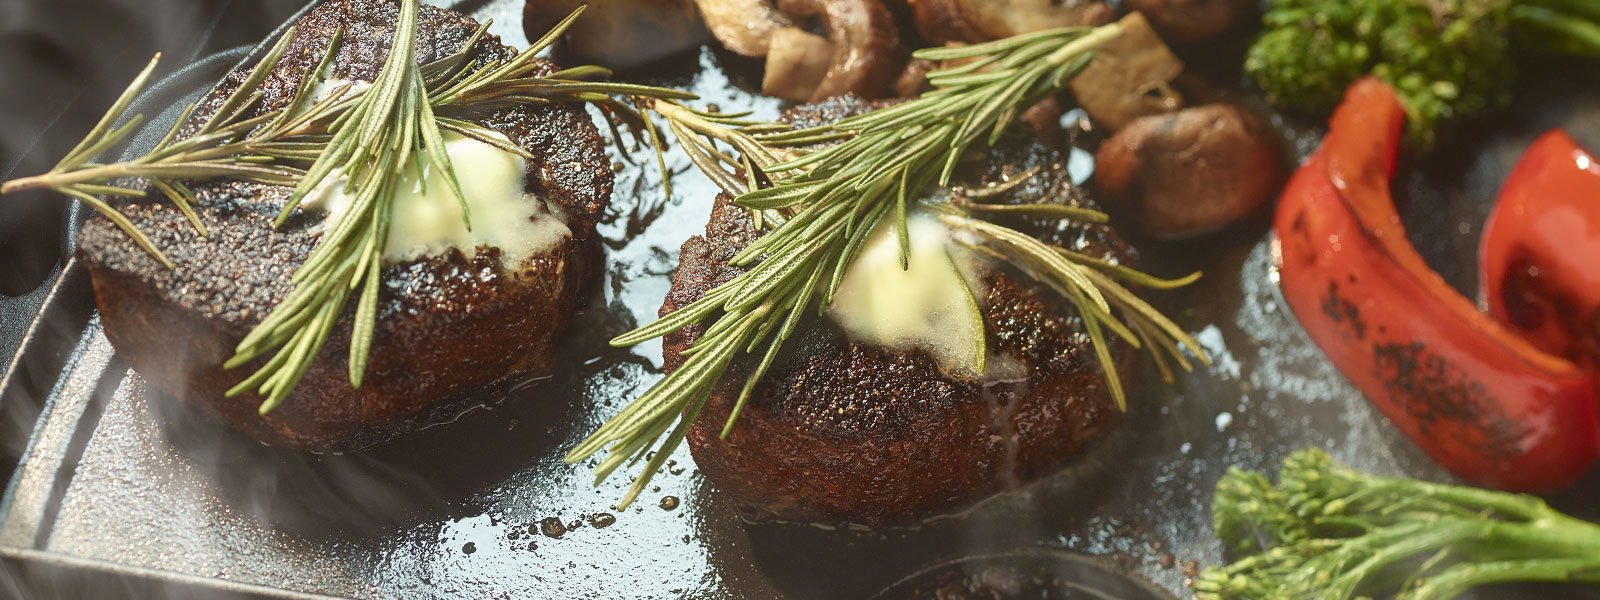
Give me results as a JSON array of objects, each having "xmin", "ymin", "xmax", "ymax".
[
  {"xmin": 662, "ymin": 97, "xmax": 1131, "ymax": 526},
  {"xmin": 76, "ymin": 0, "xmax": 612, "ymax": 451}
]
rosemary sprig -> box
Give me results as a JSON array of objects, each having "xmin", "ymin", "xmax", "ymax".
[
  {"xmin": 1, "ymin": 3, "xmax": 694, "ymax": 414},
  {"xmin": 226, "ymin": 4, "xmax": 694, "ymax": 413},
  {"xmin": 222, "ymin": 0, "xmax": 435, "ymax": 413},
  {"xmin": 0, "ymin": 31, "xmax": 316, "ymax": 268},
  {"xmin": 572, "ymin": 22, "xmax": 1208, "ymax": 508}
]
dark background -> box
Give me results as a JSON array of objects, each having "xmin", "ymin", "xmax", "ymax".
[
  {"xmin": 0, "ymin": 0, "xmax": 306, "ymax": 298},
  {"xmin": 0, "ymin": 3, "xmax": 304, "ymax": 596}
]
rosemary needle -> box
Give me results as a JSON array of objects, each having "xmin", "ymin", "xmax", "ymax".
[{"xmin": 574, "ymin": 22, "xmax": 1208, "ymax": 509}]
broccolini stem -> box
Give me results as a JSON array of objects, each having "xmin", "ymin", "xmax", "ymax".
[
  {"xmin": 1361, "ymin": 478, "xmax": 1558, "ymax": 522},
  {"xmin": 1399, "ymin": 557, "xmax": 1600, "ymax": 599},
  {"xmin": 1201, "ymin": 449, "xmax": 1600, "ymax": 599},
  {"xmin": 1522, "ymin": 0, "xmax": 1600, "ymax": 23},
  {"xmin": 1473, "ymin": 517, "xmax": 1600, "ymax": 559},
  {"xmin": 1321, "ymin": 521, "xmax": 1490, "ymax": 597},
  {"xmin": 1512, "ymin": 4, "xmax": 1600, "ymax": 59}
]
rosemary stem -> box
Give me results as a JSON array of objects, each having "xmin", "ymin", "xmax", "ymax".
[
  {"xmin": 0, "ymin": 176, "xmax": 50, "ymax": 195},
  {"xmin": 1, "ymin": 164, "xmax": 149, "ymax": 194},
  {"xmin": 1045, "ymin": 22, "xmax": 1124, "ymax": 65},
  {"xmin": 649, "ymin": 100, "xmax": 752, "ymax": 152}
]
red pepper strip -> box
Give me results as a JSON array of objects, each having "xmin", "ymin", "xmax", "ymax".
[
  {"xmin": 1274, "ymin": 76, "xmax": 1600, "ymax": 492},
  {"xmin": 1481, "ymin": 130, "xmax": 1600, "ymax": 378}
]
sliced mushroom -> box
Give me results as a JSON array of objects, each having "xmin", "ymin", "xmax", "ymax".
[
  {"xmin": 1094, "ymin": 104, "xmax": 1282, "ymax": 239},
  {"xmin": 764, "ymin": 27, "xmax": 835, "ymax": 101},
  {"xmin": 692, "ymin": 0, "xmax": 794, "ymax": 57},
  {"xmin": 777, "ymin": 0, "xmax": 904, "ymax": 102},
  {"xmin": 1066, "ymin": 12, "xmax": 1184, "ymax": 132},
  {"xmin": 905, "ymin": 0, "xmax": 1115, "ymax": 44},
  {"xmin": 523, "ymin": 0, "xmax": 708, "ymax": 70},
  {"xmin": 1123, "ymin": 0, "xmax": 1241, "ymax": 45}
]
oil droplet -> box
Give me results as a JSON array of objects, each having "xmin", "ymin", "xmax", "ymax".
[
  {"xmin": 461, "ymin": 542, "xmax": 476, "ymax": 554},
  {"xmin": 659, "ymin": 496, "xmax": 680, "ymax": 511},
  {"xmin": 540, "ymin": 516, "xmax": 567, "ymax": 538},
  {"xmin": 587, "ymin": 513, "xmax": 617, "ymax": 528}
]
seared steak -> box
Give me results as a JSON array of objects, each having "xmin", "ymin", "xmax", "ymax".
[
  {"xmin": 662, "ymin": 97, "xmax": 1132, "ymax": 526},
  {"xmin": 76, "ymin": 0, "xmax": 612, "ymax": 451}
]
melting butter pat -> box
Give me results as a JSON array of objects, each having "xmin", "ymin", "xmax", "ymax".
[
  {"xmin": 827, "ymin": 212, "xmax": 988, "ymax": 377},
  {"xmin": 304, "ymin": 130, "xmax": 570, "ymax": 266}
]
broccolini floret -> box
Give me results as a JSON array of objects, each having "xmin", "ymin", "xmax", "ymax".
[
  {"xmin": 1196, "ymin": 448, "xmax": 1600, "ymax": 599},
  {"xmin": 1247, "ymin": 0, "xmax": 1600, "ymax": 145}
]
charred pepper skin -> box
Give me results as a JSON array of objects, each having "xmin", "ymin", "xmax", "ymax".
[
  {"xmin": 1481, "ymin": 130, "xmax": 1600, "ymax": 378},
  {"xmin": 1274, "ymin": 76, "xmax": 1600, "ymax": 492}
]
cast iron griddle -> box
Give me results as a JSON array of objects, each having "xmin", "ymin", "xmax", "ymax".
[{"xmin": 3, "ymin": 1, "xmax": 1600, "ymax": 598}]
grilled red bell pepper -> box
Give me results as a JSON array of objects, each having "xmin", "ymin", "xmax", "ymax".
[
  {"xmin": 1274, "ymin": 76, "xmax": 1600, "ymax": 492},
  {"xmin": 1481, "ymin": 130, "xmax": 1600, "ymax": 378}
]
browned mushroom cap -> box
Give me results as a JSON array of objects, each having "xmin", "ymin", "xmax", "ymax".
[
  {"xmin": 692, "ymin": 0, "xmax": 795, "ymax": 57},
  {"xmin": 1123, "ymin": 0, "xmax": 1240, "ymax": 45},
  {"xmin": 1066, "ymin": 12, "xmax": 1185, "ymax": 132},
  {"xmin": 777, "ymin": 0, "xmax": 903, "ymax": 102},
  {"xmin": 1093, "ymin": 104, "xmax": 1282, "ymax": 239},
  {"xmin": 525, "ymin": 0, "xmax": 708, "ymax": 69},
  {"xmin": 906, "ymin": 0, "xmax": 1114, "ymax": 44}
]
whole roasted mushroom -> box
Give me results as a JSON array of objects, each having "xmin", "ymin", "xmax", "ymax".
[
  {"xmin": 523, "ymin": 0, "xmax": 707, "ymax": 70},
  {"xmin": 1094, "ymin": 104, "xmax": 1282, "ymax": 238},
  {"xmin": 905, "ymin": 0, "xmax": 1114, "ymax": 44},
  {"xmin": 1123, "ymin": 0, "xmax": 1241, "ymax": 45}
]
